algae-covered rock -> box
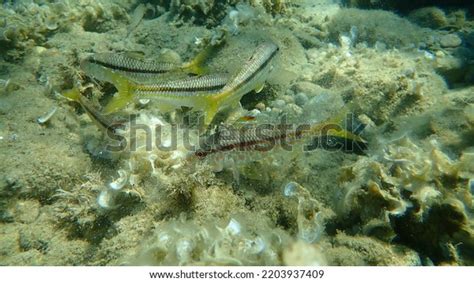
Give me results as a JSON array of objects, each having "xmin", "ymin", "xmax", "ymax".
[
  {"xmin": 328, "ymin": 8, "xmax": 429, "ymax": 48},
  {"xmin": 0, "ymin": 0, "xmax": 132, "ymax": 61},
  {"xmin": 306, "ymin": 45, "xmax": 445, "ymax": 123},
  {"xmin": 326, "ymin": 232, "xmax": 421, "ymax": 266},
  {"xmin": 345, "ymin": 0, "xmax": 472, "ymax": 13},
  {"xmin": 0, "ymin": 206, "xmax": 89, "ymax": 265},
  {"xmin": 408, "ymin": 7, "xmax": 449, "ymax": 29},
  {"xmin": 440, "ymin": 33, "xmax": 463, "ymax": 48}
]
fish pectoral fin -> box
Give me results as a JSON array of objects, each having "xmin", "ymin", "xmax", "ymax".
[
  {"xmin": 184, "ymin": 42, "xmax": 224, "ymax": 75},
  {"xmin": 254, "ymin": 82, "xmax": 265, "ymax": 93},
  {"xmin": 204, "ymin": 104, "xmax": 219, "ymax": 127}
]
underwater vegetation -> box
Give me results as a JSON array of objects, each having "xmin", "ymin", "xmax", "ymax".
[
  {"xmin": 0, "ymin": 0, "xmax": 473, "ymax": 266},
  {"xmin": 345, "ymin": 0, "xmax": 474, "ymax": 14}
]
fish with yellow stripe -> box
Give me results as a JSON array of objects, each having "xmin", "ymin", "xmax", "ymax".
[
  {"xmin": 202, "ymin": 41, "xmax": 279, "ymax": 125},
  {"xmin": 97, "ymin": 41, "xmax": 279, "ymax": 127},
  {"xmin": 81, "ymin": 42, "xmax": 223, "ymax": 84},
  {"xmin": 102, "ymin": 73, "xmax": 229, "ymax": 115}
]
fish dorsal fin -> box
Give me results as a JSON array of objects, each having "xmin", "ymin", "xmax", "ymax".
[{"xmin": 123, "ymin": 51, "xmax": 146, "ymax": 60}]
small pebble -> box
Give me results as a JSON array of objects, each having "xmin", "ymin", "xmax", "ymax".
[
  {"xmin": 286, "ymin": 103, "xmax": 303, "ymax": 116},
  {"xmin": 255, "ymin": 102, "xmax": 266, "ymax": 111},
  {"xmin": 292, "ymin": 81, "xmax": 320, "ymax": 96},
  {"xmin": 271, "ymin": 99, "xmax": 285, "ymax": 109},
  {"xmin": 423, "ymin": 50, "xmax": 435, "ymax": 60},
  {"xmin": 282, "ymin": 95, "xmax": 294, "ymax": 104},
  {"xmin": 435, "ymin": 50, "xmax": 445, "ymax": 58},
  {"xmin": 285, "ymin": 89, "xmax": 295, "ymax": 96},
  {"xmin": 440, "ymin": 34, "xmax": 462, "ymax": 48},
  {"xmin": 294, "ymin": 92, "xmax": 309, "ymax": 107}
]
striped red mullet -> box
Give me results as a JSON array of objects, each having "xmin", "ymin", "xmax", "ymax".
[{"xmin": 194, "ymin": 120, "xmax": 367, "ymax": 158}]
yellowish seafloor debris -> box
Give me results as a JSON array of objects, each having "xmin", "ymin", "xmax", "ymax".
[{"xmin": 0, "ymin": 0, "xmax": 473, "ymax": 266}]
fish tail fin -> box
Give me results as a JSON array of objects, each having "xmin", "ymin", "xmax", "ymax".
[
  {"xmin": 327, "ymin": 127, "xmax": 366, "ymax": 143},
  {"xmin": 183, "ymin": 42, "xmax": 223, "ymax": 75},
  {"xmin": 318, "ymin": 112, "xmax": 368, "ymax": 155},
  {"xmin": 62, "ymin": 87, "xmax": 82, "ymax": 102},
  {"xmin": 103, "ymin": 73, "xmax": 135, "ymax": 114},
  {"xmin": 323, "ymin": 128, "xmax": 368, "ymax": 155}
]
